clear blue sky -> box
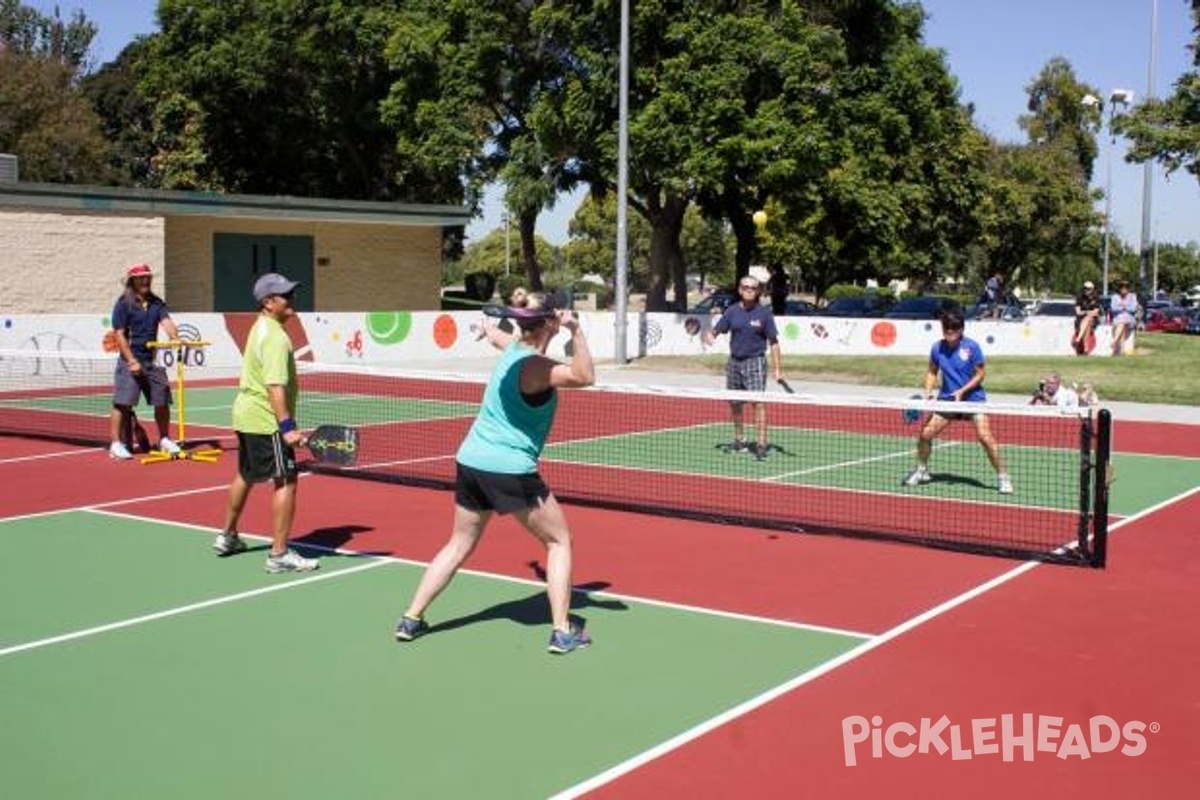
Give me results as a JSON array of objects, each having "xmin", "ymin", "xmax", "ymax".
[{"xmin": 38, "ymin": 0, "xmax": 1199, "ymax": 248}]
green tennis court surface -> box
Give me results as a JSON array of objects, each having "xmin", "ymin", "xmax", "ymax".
[
  {"xmin": 0, "ymin": 386, "xmax": 478, "ymax": 429},
  {"xmin": 0, "ymin": 511, "xmax": 866, "ymax": 799}
]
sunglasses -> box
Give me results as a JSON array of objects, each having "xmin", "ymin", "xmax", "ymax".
[{"xmin": 739, "ymin": 284, "xmax": 759, "ymax": 291}]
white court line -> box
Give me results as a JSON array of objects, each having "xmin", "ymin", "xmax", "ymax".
[
  {"xmin": 546, "ymin": 484, "xmax": 1200, "ymax": 800},
  {"xmin": 0, "ymin": 558, "xmax": 390, "ymax": 658},
  {"xmin": 88, "ymin": 507, "xmax": 874, "ymax": 641},
  {"xmin": 761, "ymin": 441, "xmax": 964, "ymax": 482},
  {"xmin": 0, "ymin": 447, "xmax": 104, "ymax": 465}
]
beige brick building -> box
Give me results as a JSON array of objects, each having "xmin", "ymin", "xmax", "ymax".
[{"xmin": 0, "ymin": 182, "xmax": 468, "ymax": 314}]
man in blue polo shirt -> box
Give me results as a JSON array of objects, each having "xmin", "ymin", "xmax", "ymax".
[
  {"xmin": 704, "ymin": 276, "xmax": 785, "ymax": 459},
  {"xmin": 903, "ymin": 309, "xmax": 1013, "ymax": 494},
  {"xmin": 109, "ymin": 263, "xmax": 180, "ymax": 460}
]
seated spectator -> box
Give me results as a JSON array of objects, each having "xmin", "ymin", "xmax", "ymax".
[
  {"xmin": 1109, "ymin": 280, "xmax": 1138, "ymax": 355},
  {"xmin": 1030, "ymin": 373, "xmax": 1078, "ymax": 410}
]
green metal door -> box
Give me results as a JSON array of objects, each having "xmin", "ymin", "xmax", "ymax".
[{"xmin": 213, "ymin": 233, "xmax": 315, "ymax": 311}]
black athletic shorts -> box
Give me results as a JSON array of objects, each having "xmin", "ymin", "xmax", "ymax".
[
  {"xmin": 237, "ymin": 431, "xmax": 297, "ymax": 483},
  {"xmin": 455, "ymin": 462, "xmax": 550, "ymax": 514}
]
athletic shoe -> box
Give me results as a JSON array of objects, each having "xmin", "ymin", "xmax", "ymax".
[
  {"xmin": 394, "ymin": 616, "xmax": 430, "ymax": 642},
  {"xmin": 903, "ymin": 466, "xmax": 931, "ymax": 486},
  {"xmin": 754, "ymin": 443, "xmax": 769, "ymax": 460},
  {"xmin": 730, "ymin": 440, "xmax": 750, "ymax": 453},
  {"xmin": 548, "ymin": 624, "xmax": 591, "ymax": 655},
  {"xmin": 158, "ymin": 436, "xmax": 181, "ymax": 455},
  {"xmin": 998, "ymin": 474, "xmax": 1015, "ymax": 495},
  {"xmin": 212, "ymin": 531, "xmax": 247, "ymax": 557},
  {"xmin": 264, "ymin": 549, "xmax": 320, "ymax": 573},
  {"xmin": 109, "ymin": 441, "xmax": 133, "ymax": 460}
]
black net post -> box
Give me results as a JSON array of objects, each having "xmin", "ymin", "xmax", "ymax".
[{"xmin": 1090, "ymin": 409, "xmax": 1112, "ymax": 568}]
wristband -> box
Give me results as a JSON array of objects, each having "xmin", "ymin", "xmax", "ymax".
[{"xmin": 278, "ymin": 417, "xmax": 297, "ymax": 434}]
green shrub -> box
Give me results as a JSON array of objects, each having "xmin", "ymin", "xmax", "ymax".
[{"xmin": 824, "ymin": 284, "xmax": 867, "ymax": 301}]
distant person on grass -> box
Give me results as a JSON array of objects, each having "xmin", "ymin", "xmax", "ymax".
[
  {"xmin": 1073, "ymin": 280, "xmax": 1101, "ymax": 355},
  {"xmin": 395, "ymin": 292, "xmax": 595, "ymax": 654},
  {"xmin": 979, "ymin": 270, "xmax": 1004, "ymax": 319},
  {"xmin": 704, "ymin": 276, "xmax": 784, "ymax": 460},
  {"xmin": 1109, "ymin": 279, "xmax": 1138, "ymax": 356},
  {"xmin": 109, "ymin": 263, "xmax": 180, "ymax": 460},
  {"xmin": 475, "ymin": 285, "xmax": 529, "ymax": 349},
  {"xmin": 903, "ymin": 309, "xmax": 1013, "ymax": 495},
  {"xmin": 213, "ymin": 273, "xmax": 319, "ymax": 574}
]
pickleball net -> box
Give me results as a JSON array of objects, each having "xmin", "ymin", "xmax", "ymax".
[
  {"xmin": 0, "ymin": 347, "xmax": 238, "ymax": 448},
  {"xmin": 0, "ymin": 348, "xmax": 1110, "ymax": 566}
]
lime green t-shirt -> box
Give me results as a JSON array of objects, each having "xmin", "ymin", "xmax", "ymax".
[{"xmin": 232, "ymin": 315, "xmax": 298, "ymax": 434}]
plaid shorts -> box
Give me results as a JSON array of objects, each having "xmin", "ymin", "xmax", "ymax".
[{"xmin": 725, "ymin": 355, "xmax": 767, "ymax": 396}]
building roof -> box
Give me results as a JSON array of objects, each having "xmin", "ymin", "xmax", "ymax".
[{"xmin": 0, "ymin": 182, "xmax": 471, "ymax": 227}]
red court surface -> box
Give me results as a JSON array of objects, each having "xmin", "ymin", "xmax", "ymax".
[{"xmin": 2, "ymin": 415, "xmax": 1197, "ymax": 799}]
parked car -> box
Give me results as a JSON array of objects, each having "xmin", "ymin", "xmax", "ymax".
[
  {"xmin": 1028, "ymin": 299, "xmax": 1077, "ymax": 317},
  {"xmin": 818, "ymin": 295, "xmax": 895, "ymax": 318},
  {"xmin": 1185, "ymin": 308, "xmax": 1200, "ymax": 335},
  {"xmin": 782, "ymin": 299, "xmax": 819, "ymax": 316},
  {"xmin": 690, "ymin": 290, "xmax": 738, "ymax": 314},
  {"xmin": 965, "ymin": 297, "xmax": 1026, "ymax": 321},
  {"xmin": 692, "ymin": 290, "xmax": 816, "ymax": 316},
  {"xmin": 1143, "ymin": 307, "xmax": 1191, "ymax": 334},
  {"xmin": 883, "ymin": 295, "xmax": 962, "ymax": 320}
]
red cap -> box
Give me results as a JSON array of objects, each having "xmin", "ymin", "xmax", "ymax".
[{"xmin": 126, "ymin": 263, "xmax": 153, "ymax": 279}]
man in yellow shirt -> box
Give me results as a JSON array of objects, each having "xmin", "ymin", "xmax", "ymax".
[{"xmin": 213, "ymin": 273, "xmax": 318, "ymax": 573}]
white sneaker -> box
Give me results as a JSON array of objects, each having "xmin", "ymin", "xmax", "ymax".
[
  {"xmin": 158, "ymin": 436, "xmax": 181, "ymax": 455},
  {"xmin": 109, "ymin": 441, "xmax": 132, "ymax": 460},
  {"xmin": 265, "ymin": 548, "xmax": 320, "ymax": 573},
  {"xmin": 903, "ymin": 466, "xmax": 931, "ymax": 486},
  {"xmin": 213, "ymin": 531, "xmax": 248, "ymax": 557},
  {"xmin": 998, "ymin": 474, "xmax": 1014, "ymax": 495}
]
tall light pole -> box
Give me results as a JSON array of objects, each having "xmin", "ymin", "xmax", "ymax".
[
  {"xmin": 1138, "ymin": 0, "xmax": 1159, "ymax": 301},
  {"xmin": 1093, "ymin": 89, "xmax": 1133, "ymax": 297},
  {"xmin": 613, "ymin": 0, "xmax": 630, "ymax": 363}
]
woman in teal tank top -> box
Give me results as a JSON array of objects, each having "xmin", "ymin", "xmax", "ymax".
[{"xmin": 394, "ymin": 294, "xmax": 596, "ymax": 654}]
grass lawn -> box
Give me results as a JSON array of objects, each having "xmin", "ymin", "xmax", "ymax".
[{"xmin": 633, "ymin": 332, "xmax": 1200, "ymax": 405}]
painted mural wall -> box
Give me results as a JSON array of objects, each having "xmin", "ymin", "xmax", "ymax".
[{"xmin": 0, "ymin": 310, "xmax": 1122, "ymax": 369}]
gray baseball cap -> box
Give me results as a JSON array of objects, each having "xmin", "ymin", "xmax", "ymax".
[{"xmin": 253, "ymin": 273, "xmax": 300, "ymax": 303}]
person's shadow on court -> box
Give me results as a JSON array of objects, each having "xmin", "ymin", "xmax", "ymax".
[
  {"xmin": 291, "ymin": 524, "xmax": 385, "ymax": 558},
  {"xmin": 428, "ymin": 560, "xmax": 629, "ymax": 636}
]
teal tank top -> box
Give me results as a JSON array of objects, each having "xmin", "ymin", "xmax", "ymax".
[{"xmin": 456, "ymin": 343, "xmax": 558, "ymax": 474}]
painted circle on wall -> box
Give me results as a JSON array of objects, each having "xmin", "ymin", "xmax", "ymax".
[
  {"xmin": 784, "ymin": 322, "xmax": 800, "ymax": 340},
  {"xmin": 365, "ymin": 311, "xmax": 413, "ymax": 346},
  {"xmin": 870, "ymin": 321, "xmax": 897, "ymax": 348},
  {"xmin": 433, "ymin": 314, "xmax": 458, "ymax": 349},
  {"xmin": 684, "ymin": 317, "xmax": 701, "ymax": 337},
  {"xmin": 644, "ymin": 319, "xmax": 663, "ymax": 348}
]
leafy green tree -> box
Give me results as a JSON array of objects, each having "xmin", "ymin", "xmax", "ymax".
[
  {"xmin": 1116, "ymin": 1, "xmax": 1200, "ymax": 181},
  {"xmin": 0, "ymin": 1, "xmax": 110, "ymax": 182},
  {"xmin": 975, "ymin": 139, "xmax": 1099, "ymax": 293},
  {"xmin": 82, "ymin": 38, "xmax": 157, "ymax": 186},
  {"xmin": 384, "ymin": 0, "xmax": 588, "ymax": 290},
  {"xmin": 1019, "ymin": 57, "xmax": 1102, "ymax": 181},
  {"xmin": 459, "ymin": 228, "xmax": 558, "ymax": 283},
  {"xmin": 146, "ymin": 0, "xmax": 431, "ymax": 200}
]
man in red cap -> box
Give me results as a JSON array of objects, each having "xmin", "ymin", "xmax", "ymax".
[{"xmin": 109, "ymin": 263, "xmax": 180, "ymax": 459}]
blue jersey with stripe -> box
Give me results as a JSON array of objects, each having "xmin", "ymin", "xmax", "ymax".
[
  {"xmin": 930, "ymin": 336, "xmax": 986, "ymax": 402},
  {"xmin": 456, "ymin": 343, "xmax": 558, "ymax": 474}
]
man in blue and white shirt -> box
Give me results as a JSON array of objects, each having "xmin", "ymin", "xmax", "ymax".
[
  {"xmin": 704, "ymin": 276, "xmax": 785, "ymax": 459},
  {"xmin": 903, "ymin": 309, "xmax": 1013, "ymax": 494}
]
